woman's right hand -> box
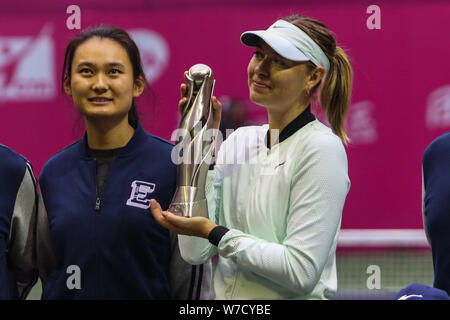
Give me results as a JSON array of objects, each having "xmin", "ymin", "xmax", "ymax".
[{"xmin": 178, "ymin": 70, "xmax": 222, "ymax": 130}]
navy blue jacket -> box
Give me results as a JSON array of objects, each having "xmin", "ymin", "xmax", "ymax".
[
  {"xmin": 0, "ymin": 144, "xmax": 37, "ymax": 300},
  {"xmin": 37, "ymin": 123, "xmax": 211, "ymax": 299},
  {"xmin": 423, "ymin": 132, "xmax": 450, "ymax": 295}
]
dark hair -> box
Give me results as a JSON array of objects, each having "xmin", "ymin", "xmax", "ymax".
[
  {"xmin": 283, "ymin": 14, "xmax": 353, "ymax": 144},
  {"xmin": 62, "ymin": 24, "xmax": 148, "ymax": 127}
]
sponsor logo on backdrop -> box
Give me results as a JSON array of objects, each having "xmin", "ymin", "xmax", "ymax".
[
  {"xmin": 0, "ymin": 24, "xmax": 55, "ymax": 101},
  {"xmin": 346, "ymin": 101, "xmax": 378, "ymax": 144},
  {"xmin": 426, "ymin": 85, "xmax": 450, "ymax": 129},
  {"xmin": 128, "ymin": 29, "xmax": 169, "ymax": 85}
]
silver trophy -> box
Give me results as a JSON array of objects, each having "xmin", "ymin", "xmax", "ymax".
[{"xmin": 169, "ymin": 64, "xmax": 216, "ymax": 218}]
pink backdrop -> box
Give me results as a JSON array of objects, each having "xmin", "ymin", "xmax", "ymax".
[{"xmin": 1, "ymin": 1, "xmax": 449, "ymax": 229}]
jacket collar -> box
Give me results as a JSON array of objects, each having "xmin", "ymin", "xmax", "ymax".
[
  {"xmin": 79, "ymin": 121, "xmax": 146, "ymax": 160},
  {"xmin": 265, "ymin": 105, "xmax": 316, "ymax": 148}
]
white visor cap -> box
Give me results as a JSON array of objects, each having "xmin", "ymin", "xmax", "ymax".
[{"xmin": 240, "ymin": 19, "xmax": 330, "ymax": 73}]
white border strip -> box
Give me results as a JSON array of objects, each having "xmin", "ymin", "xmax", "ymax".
[{"xmin": 338, "ymin": 229, "xmax": 430, "ymax": 248}]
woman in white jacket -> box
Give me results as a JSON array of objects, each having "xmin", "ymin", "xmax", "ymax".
[{"xmin": 151, "ymin": 14, "xmax": 353, "ymax": 299}]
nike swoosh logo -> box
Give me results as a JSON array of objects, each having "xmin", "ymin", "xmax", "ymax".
[
  {"xmin": 274, "ymin": 161, "xmax": 286, "ymax": 169},
  {"xmin": 398, "ymin": 294, "xmax": 424, "ymax": 300}
]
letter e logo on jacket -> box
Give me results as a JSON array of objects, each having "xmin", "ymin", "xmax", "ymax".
[{"xmin": 126, "ymin": 180, "xmax": 156, "ymax": 209}]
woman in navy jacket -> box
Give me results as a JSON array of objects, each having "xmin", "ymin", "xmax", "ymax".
[
  {"xmin": 0, "ymin": 144, "xmax": 37, "ymax": 299},
  {"xmin": 392, "ymin": 133, "xmax": 450, "ymax": 300},
  {"xmin": 36, "ymin": 25, "xmax": 211, "ymax": 299}
]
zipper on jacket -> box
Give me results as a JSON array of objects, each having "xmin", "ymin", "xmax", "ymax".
[
  {"xmin": 92, "ymin": 154, "xmax": 116, "ymax": 297},
  {"xmin": 93, "ymin": 158, "xmax": 102, "ymax": 212},
  {"xmin": 92, "ymin": 155, "xmax": 115, "ymax": 212},
  {"xmin": 95, "ymin": 196, "xmax": 101, "ymax": 211},
  {"xmin": 90, "ymin": 158, "xmax": 101, "ymax": 297}
]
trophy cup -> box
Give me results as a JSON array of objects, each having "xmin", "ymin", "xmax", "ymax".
[{"xmin": 169, "ymin": 64, "xmax": 216, "ymax": 218}]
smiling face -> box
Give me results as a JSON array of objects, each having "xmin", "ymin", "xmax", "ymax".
[
  {"xmin": 64, "ymin": 37, "xmax": 144, "ymax": 123},
  {"xmin": 247, "ymin": 41, "xmax": 313, "ymax": 114}
]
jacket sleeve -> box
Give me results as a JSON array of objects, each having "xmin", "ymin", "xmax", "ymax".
[
  {"xmin": 216, "ymin": 136, "xmax": 350, "ymax": 296},
  {"xmin": 168, "ymin": 231, "xmax": 213, "ymax": 299},
  {"xmin": 35, "ymin": 188, "xmax": 57, "ymax": 286},
  {"xmin": 421, "ymin": 166, "xmax": 431, "ymax": 245},
  {"xmin": 6, "ymin": 162, "xmax": 38, "ymax": 299}
]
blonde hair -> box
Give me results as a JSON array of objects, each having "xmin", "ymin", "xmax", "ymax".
[{"xmin": 283, "ymin": 14, "xmax": 353, "ymax": 144}]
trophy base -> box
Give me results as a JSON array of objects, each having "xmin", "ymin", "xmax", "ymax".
[
  {"xmin": 168, "ymin": 199, "xmax": 208, "ymax": 218},
  {"xmin": 169, "ymin": 186, "xmax": 208, "ymax": 218}
]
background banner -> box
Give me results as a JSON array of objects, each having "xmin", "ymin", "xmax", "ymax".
[{"xmin": 0, "ymin": 1, "xmax": 449, "ymax": 229}]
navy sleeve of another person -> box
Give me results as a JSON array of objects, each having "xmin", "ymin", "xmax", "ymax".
[
  {"xmin": 422, "ymin": 132, "xmax": 450, "ymax": 295},
  {"xmin": 0, "ymin": 145, "xmax": 38, "ymax": 300}
]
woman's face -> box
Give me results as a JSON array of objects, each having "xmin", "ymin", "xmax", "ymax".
[
  {"xmin": 247, "ymin": 41, "xmax": 311, "ymax": 113},
  {"xmin": 65, "ymin": 37, "xmax": 143, "ymax": 122}
]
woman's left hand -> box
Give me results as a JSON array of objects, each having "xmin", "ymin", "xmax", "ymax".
[{"xmin": 150, "ymin": 199, "xmax": 217, "ymax": 239}]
